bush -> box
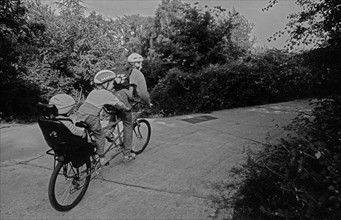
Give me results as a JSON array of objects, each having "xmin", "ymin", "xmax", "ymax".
[
  {"xmin": 218, "ymin": 96, "xmax": 341, "ymax": 219},
  {"xmin": 150, "ymin": 68, "xmax": 201, "ymax": 116},
  {"xmin": 0, "ymin": 75, "xmax": 42, "ymax": 120},
  {"xmin": 301, "ymin": 48, "xmax": 341, "ymax": 97},
  {"xmin": 197, "ymin": 62, "xmax": 281, "ymax": 112},
  {"xmin": 151, "ymin": 50, "xmax": 315, "ymax": 116}
]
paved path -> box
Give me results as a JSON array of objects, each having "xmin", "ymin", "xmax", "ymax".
[{"xmin": 0, "ymin": 100, "xmax": 312, "ymax": 219}]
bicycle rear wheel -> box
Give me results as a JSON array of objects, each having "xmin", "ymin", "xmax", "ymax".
[
  {"xmin": 131, "ymin": 119, "xmax": 151, "ymax": 155},
  {"xmin": 48, "ymin": 160, "xmax": 91, "ymax": 211}
]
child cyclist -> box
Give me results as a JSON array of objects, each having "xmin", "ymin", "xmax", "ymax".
[{"xmin": 76, "ymin": 70, "xmax": 130, "ymax": 166}]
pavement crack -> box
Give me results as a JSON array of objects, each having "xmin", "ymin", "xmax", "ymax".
[
  {"xmin": 19, "ymin": 162, "xmax": 52, "ymax": 171},
  {"xmin": 194, "ymin": 124, "xmax": 267, "ymax": 146},
  {"xmin": 19, "ymin": 154, "xmax": 46, "ymax": 163},
  {"xmin": 97, "ymin": 177, "xmax": 212, "ymax": 201},
  {"xmin": 0, "ymin": 154, "xmax": 50, "ymax": 169}
]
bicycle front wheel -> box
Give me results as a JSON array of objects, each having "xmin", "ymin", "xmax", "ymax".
[
  {"xmin": 131, "ymin": 119, "xmax": 151, "ymax": 155},
  {"xmin": 48, "ymin": 161, "xmax": 91, "ymax": 211}
]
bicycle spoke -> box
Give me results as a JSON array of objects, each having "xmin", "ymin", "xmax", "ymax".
[
  {"xmin": 60, "ymin": 181, "xmax": 73, "ymax": 204},
  {"xmin": 51, "ymin": 162, "xmax": 90, "ymax": 208},
  {"xmin": 57, "ymin": 167, "xmax": 77, "ymax": 204}
]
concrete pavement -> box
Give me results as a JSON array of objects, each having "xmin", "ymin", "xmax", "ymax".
[{"xmin": 0, "ymin": 100, "xmax": 312, "ymax": 219}]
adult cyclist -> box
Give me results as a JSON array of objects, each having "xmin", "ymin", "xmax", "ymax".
[{"xmin": 111, "ymin": 53, "xmax": 151, "ymax": 161}]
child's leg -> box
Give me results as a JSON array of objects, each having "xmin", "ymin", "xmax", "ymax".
[{"xmin": 85, "ymin": 115, "xmax": 105, "ymax": 156}]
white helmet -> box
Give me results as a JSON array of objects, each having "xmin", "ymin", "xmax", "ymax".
[
  {"xmin": 49, "ymin": 94, "xmax": 75, "ymax": 115},
  {"xmin": 94, "ymin": 70, "xmax": 116, "ymax": 84},
  {"xmin": 128, "ymin": 53, "xmax": 143, "ymax": 63}
]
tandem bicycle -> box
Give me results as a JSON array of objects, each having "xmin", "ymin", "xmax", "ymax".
[{"xmin": 37, "ymin": 101, "xmax": 151, "ymax": 211}]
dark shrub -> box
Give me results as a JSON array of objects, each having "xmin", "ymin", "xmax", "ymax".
[
  {"xmin": 150, "ymin": 68, "xmax": 201, "ymax": 116},
  {"xmin": 151, "ymin": 50, "xmax": 315, "ymax": 116},
  {"xmin": 222, "ymin": 96, "xmax": 341, "ymax": 220}
]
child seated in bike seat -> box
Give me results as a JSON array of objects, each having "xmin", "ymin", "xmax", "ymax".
[
  {"xmin": 49, "ymin": 94, "xmax": 86, "ymax": 138},
  {"xmin": 76, "ymin": 70, "xmax": 130, "ymax": 166}
]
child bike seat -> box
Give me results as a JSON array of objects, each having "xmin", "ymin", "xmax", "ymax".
[{"xmin": 37, "ymin": 103, "xmax": 87, "ymax": 153}]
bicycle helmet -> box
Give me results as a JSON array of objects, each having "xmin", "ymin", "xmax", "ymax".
[
  {"xmin": 127, "ymin": 53, "xmax": 143, "ymax": 63},
  {"xmin": 93, "ymin": 70, "xmax": 116, "ymax": 84},
  {"xmin": 49, "ymin": 94, "xmax": 75, "ymax": 115}
]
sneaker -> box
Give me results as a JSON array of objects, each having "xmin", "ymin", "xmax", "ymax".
[{"xmin": 123, "ymin": 152, "xmax": 136, "ymax": 162}]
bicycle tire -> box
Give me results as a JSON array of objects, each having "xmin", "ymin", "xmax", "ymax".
[
  {"xmin": 131, "ymin": 119, "xmax": 151, "ymax": 155},
  {"xmin": 48, "ymin": 160, "xmax": 91, "ymax": 211}
]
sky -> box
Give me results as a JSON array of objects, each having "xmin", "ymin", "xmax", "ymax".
[{"xmin": 41, "ymin": 0, "xmax": 301, "ymax": 49}]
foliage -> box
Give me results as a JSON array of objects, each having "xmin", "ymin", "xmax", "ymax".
[
  {"xmin": 23, "ymin": 0, "xmax": 157, "ymax": 100},
  {"xmin": 26, "ymin": 1, "xmax": 121, "ymax": 96},
  {"xmin": 112, "ymin": 14, "xmax": 155, "ymax": 56},
  {"xmin": 208, "ymin": 0, "xmax": 341, "ymax": 219},
  {"xmin": 151, "ymin": 49, "xmax": 314, "ymax": 116},
  {"xmin": 154, "ymin": 0, "xmax": 186, "ymax": 38},
  {"xmin": 0, "ymin": 0, "xmax": 45, "ymax": 118},
  {"xmin": 154, "ymin": 1, "xmax": 250, "ymax": 71},
  {"xmin": 1, "ymin": 0, "xmax": 336, "ymax": 122},
  {"xmin": 266, "ymin": 0, "xmax": 341, "ymax": 50},
  {"xmin": 141, "ymin": 52, "xmax": 170, "ymax": 89},
  {"xmin": 300, "ymin": 47, "xmax": 341, "ymax": 97},
  {"xmin": 0, "ymin": 0, "xmax": 28, "ymax": 82},
  {"xmin": 218, "ymin": 96, "xmax": 341, "ymax": 220},
  {"xmin": 229, "ymin": 8, "xmax": 255, "ymax": 54},
  {"xmin": 150, "ymin": 68, "xmax": 201, "ymax": 116}
]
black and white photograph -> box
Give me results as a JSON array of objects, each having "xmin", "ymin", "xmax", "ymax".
[{"xmin": 1, "ymin": 0, "xmax": 340, "ymax": 219}]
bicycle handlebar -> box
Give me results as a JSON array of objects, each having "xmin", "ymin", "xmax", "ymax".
[{"xmin": 103, "ymin": 99, "xmax": 150, "ymax": 115}]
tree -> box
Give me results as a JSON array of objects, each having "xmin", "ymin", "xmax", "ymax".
[
  {"xmin": 155, "ymin": 2, "xmax": 251, "ymax": 70},
  {"xmin": 111, "ymin": 14, "xmax": 155, "ymax": 57},
  {"xmin": 216, "ymin": 1, "xmax": 341, "ymax": 219},
  {"xmin": 154, "ymin": 0, "xmax": 186, "ymax": 38},
  {"xmin": 1, "ymin": 0, "xmax": 29, "ymax": 85},
  {"xmin": 0, "ymin": 0, "xmax": 44, "ymax": 118},
  {"xmin": 266, "ymin": 0, "xmax": 341, "ymax": 50},
  {"xmin": 229, "ymin": 8, "xmax": 255, "ymax": 53}
]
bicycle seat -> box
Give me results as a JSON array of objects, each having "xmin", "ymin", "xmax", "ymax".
[
  {"xmin": 75, "ymin": 121, "xmax": 89, "ymax": 129},
  {"xmin": 38, "ymin": 118, "xmax": 87, "ymax": 153}
]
